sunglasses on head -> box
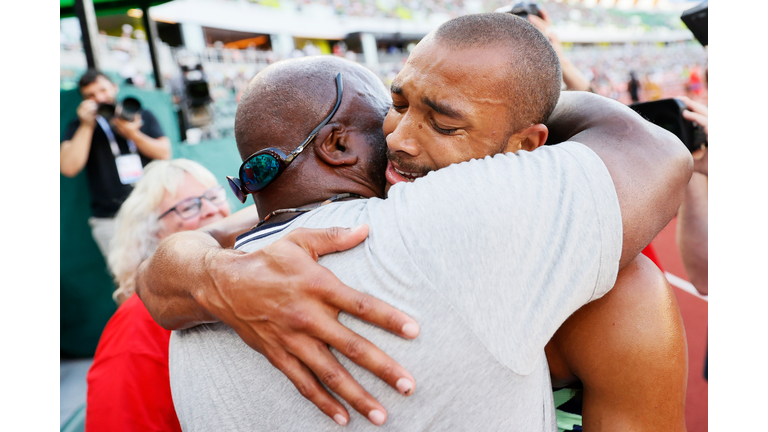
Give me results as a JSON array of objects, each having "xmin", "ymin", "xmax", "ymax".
[{"xmin": 227, "ymin": 73, "xmax": 344, "ymax": 203}]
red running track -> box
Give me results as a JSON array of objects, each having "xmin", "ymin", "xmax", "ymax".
[{"xmin": 650, "ymin": 216, "xmax": 708, "ymax": 432}]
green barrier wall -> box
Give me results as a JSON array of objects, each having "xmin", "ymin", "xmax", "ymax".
[{"xmin": 170, "ymin": 137, "xmax": 250, "ymax": 213}]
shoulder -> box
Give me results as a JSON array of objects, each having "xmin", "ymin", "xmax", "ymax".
[
  {"xmin": 141, "ymin": 109, "xmax": 158, "ymax": 121},
  {"xmin": 547, "ymin": 254, "xmax": 688, "ymax": 429},
  {"xmin": 552, "ymin": 254, "xmax": 685, "ymax": 378}
]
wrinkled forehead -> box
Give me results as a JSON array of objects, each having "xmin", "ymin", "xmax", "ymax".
[{"xmin": 392, "ymin": 39, "xmax": 513, "ymax": 113}]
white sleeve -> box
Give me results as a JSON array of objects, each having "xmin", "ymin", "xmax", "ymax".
[{"xmin": 381, "ymin": 141, "xmax": 622, "ymax": 374}]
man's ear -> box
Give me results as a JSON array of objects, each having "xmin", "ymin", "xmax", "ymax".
[
  {"xmin": 314, "ymin": 124, "xmax": 358, "ymax": 166},
  {"xmin": 504, "ymin": 123, "xmax": 549, "ymax": 153}
]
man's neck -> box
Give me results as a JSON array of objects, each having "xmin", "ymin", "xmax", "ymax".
[{"xmin": 254, "ymin": 192, "xmax": 366, "ymax": 227}]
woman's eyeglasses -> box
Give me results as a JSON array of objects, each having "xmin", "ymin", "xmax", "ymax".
[
  {"xmin": 158, "ymin": 186, "xmax": 227, "ymax": 220},
  {"xmin": 227, "ymin": 73, "xmax": 344, "ymax": 203}
]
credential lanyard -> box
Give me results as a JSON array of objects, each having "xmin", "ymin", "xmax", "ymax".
[{"xmin": 96, "ymin": 116, "xmax": 138, "ymax": 158}]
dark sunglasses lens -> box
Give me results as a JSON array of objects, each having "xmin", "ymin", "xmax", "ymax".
[
  {"xmin": 242, "ymin": 154, "xmax": 281, "ymax": 192},
  {"xmin": 226, "ymin": 176, "xmax": 246, "ymax": 203}
]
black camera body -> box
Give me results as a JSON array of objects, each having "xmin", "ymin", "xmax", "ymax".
[
  {"xmin": 630, "ymin": 98, "xmax": 707, "ymax": 153},
  {"xmin": 681, "ymin": 1, "xmax": 707, "ymax": 47},
  {"xmin": 97, "ymin": 97, "xmax": 142, "ymax": 122},
  {"xmin": 495, "ymin": 1, "xmax": 543, "ymax": 19}
]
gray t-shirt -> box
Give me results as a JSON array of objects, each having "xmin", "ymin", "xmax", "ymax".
[{"xmin": 169, "ymin": 141, "xmax": 623, "ymax": 431}]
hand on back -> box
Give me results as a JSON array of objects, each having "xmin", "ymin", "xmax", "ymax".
[{"xmin": 198, "ymin": 225, "xmax": 420, "ymax": 426}]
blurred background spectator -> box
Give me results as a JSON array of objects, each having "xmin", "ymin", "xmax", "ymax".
[{"xmin": 86, "ymin": 159, "xmax": 230, "ymax": 431}]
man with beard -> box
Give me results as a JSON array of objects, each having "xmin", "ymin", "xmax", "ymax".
[{"xmin": 139, "ymin": 15, "xmax": 690, "ymax": 431}]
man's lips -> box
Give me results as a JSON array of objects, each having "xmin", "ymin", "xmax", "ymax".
[{"xmin": 385, "ymin": 160, "xmax": 428, "ymax": 185}]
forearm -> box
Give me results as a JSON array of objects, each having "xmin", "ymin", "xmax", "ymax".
[
  {"xmin": 136, "ymin": 230, "xmax": 240, "ymax": 330},
  {"xmin": 131, "ymin": 132, "xmax": 171, "ymax": 160},
  {"xmin": 60, "ymin": 124, "xmax": 94, "ymax": 177},
  {"xmin": 676, "ymin": 172, "xmax": 708, "ymax": 295},
  {"xmin": 560, "ymin": 59, "xmax": 592, "ymax": 92},
  {"xmin": 202, "ymin": 205, "xmax": 260, "ymax": 249},
  {"xmin": 546, "ymin": 91, "xmax": 693, "ymax": 268}
]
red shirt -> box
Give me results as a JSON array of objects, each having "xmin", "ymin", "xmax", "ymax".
[
  {"xmin": 641, "ymin": 243, "xmax": 663, "ymax": 272},
  {"xmin": 86, "ymin": 295, "xmax": 181, "ymax": 432}
]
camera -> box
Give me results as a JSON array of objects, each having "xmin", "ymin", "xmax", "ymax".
[
  {"xmin": 96, "ymin": 97, "xmax": 142, "ymax": 121},
  {"xmin": 630, "ymin": 98, "xmax": 707, "ymax": 153},
  {"xmin": 681, "ymin": 1, "xmax": 707, "ymax": 47},
  {"xmin": 495, "ymin": 1, "xmax": 543, "ymax": 19}
]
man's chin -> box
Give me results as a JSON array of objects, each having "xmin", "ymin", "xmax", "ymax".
[{"xmin": 384, "ymin": 181, "xmax": 392, "ymax": 197}]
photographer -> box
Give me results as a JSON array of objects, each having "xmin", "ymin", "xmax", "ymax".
[{"xmin": 60, "ymin": 70, "xmax": 171, "ymax": 260}]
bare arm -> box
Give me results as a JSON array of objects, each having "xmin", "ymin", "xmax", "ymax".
[
  {"xmin": 546, "ymin": 255, "xmax": 688, "ymax": 431},
  {"xmin": 677, "ymin": 172, "xmax": 708, "ymax": 295},
  {"xmin": 528, "ymin": 10, "xmax": 593, "ymax": 92},
  {"xmin": 545, "ymin": 91, "xmax": 694, "ymax": 269},
  {"xmin": 60, "ymin": 100, "xmax": 97, "ymax": 177},
  {"xmin": 136, "ymin": 212, "xmax": 419, "ymax": 426},
  {"xmin": 676, "ymin": 96, "xmax": 708, "ymax": 295}
]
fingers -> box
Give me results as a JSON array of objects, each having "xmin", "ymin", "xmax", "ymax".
[
  {"xmin": 317, "ymin": 272, "xmax": 419, "ymax": 340},
  {"xmin": 677, "ymin": 95, "xmax": 708, "ymax": 117},
  {"xmin": 269, "ymin": 349, "xmax": 352, "ymax": 426},
  {"xmin": 539, "ymin": 7, "xmax": 553, "ymax": 24},
  {"xmin": 288, "ymin": 225, "xmax": 370, "ymax": 260},
  {"xmin": 295, "ymin": 338, "xmax": 389, "ymax": 426},
  {"xmin": 312, "ymin": 317, "xmax": 416, "ymax": 397},
  {"xmin": 527, "ymin": 14, "xmax": 548, "ymax": 33},
  {"xmin": 682, "ymin": 109, "xmax": 708, "ymax": 133}
]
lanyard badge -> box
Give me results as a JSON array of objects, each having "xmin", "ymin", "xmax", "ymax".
[{"xmin": 96, "ymin": 116, "xmax": 144, "ymax": 185}]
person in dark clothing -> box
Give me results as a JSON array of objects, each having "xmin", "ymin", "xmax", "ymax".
[
  {"xmin": 628, "ymin": 71, "xmax": 641, "ymax": 103},
  {"xmin": 60, "ymin": 69, "xmax": 171, "ymax": 259}
]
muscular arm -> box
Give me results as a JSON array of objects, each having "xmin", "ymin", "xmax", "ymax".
[
  {"xmin": 677, "ymin": 172, "xmax": 708, "ymax": 295},
  {"xmin": 137, "ymin": 205, "xmax": 262, "ymax": 328},
  {"xmin": 545, "ymin": 91, "xmax": 694, "ymax": 269},
  {"xmin": 546, "ymin": 255, "xmax": 688, "ymax": 431}
]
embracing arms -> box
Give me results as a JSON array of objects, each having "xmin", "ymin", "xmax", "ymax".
[{"xmin": 136, "ymin": 206, "xmax": 419, "ymax": 426}]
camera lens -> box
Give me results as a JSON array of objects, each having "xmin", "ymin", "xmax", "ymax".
[
  {"xmin": 96, "ymin": 103, "xmax": 116, "ymax": 120},
  {"xmin": 119, "ymin": 97, "xmax": 142, "ymax": 121}
]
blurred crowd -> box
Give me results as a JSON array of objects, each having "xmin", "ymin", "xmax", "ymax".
[
  {"xmin": 173, "ymin": 38, "xmax": 705, "ymax": 138},
  {"xmin": 243, "ymin": 0, "xmax": 686, "ymax": 29}
]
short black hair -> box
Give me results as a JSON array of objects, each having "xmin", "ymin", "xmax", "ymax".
[
  {"xmin": 78, "ymin": 69, "xmax": 111, "ymax": 90},
  {"xmin": 234, "ymin": 56, "xmax": 390, "ymax": 160},
  {"xmin": 432, "ymin": 13, "xmax": 562, "ymax": 132}
]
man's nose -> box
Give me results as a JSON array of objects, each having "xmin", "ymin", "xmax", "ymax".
[{"xmin": 385, "ymin": 114, "xmax": 421, "ymax": 158}]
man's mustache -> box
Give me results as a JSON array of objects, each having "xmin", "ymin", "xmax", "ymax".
[{"xmin": 385, "ymin": 148, "xmax": 433, "ymax": 175}]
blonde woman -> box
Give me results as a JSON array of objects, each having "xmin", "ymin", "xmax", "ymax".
[{"xmin": 86, "ymin": 159, "xmax": 230, "ymax": 432}]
